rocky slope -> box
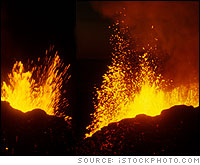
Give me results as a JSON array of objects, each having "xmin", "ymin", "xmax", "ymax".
[
  {"xmin": 1, "ymin": 101, "xmax": 74, "ymax": 155},
  {"xmin": 78, "ymin": 105, "xmax": 199, "ymax": 155}
]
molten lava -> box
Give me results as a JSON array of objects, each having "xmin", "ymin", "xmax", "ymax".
[
  {"xmin": 86, "ymin": 14, "xmax": 199, "ymax": 138},
  {"xmin": 1, "ymin": 47, "xmax": 70, "ymax": 116}
]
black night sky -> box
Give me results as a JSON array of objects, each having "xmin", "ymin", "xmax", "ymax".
[{"xmin": 1, "ymin": 0, "xmax": 76, "ymax": 68}]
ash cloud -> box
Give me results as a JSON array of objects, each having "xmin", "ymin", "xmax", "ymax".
[{"xmin": 91, "ymin": 1, "xmax": 199, "ymax": 85}]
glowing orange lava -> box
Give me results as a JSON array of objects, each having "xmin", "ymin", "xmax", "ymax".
[
  {"xmin": 1, "ymin": 46, "xmax": 71, "ymax": 117},
  {"xmin": 86, "ymin": 16, "xmax": 199, "ymax": 138}
]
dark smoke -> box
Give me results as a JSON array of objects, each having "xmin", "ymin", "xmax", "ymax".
[{"xmin": 91, "ymin": 1, "xmax": 199, "ymax": 86}]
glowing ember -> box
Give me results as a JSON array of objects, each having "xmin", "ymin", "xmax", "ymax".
[
  {"xmin": 1, "ymin": 46, "xmax": 71, "ymax": 116},
  {"xmin": 86, "ymin": 15, "xmax": 199, "ymax": 138}
]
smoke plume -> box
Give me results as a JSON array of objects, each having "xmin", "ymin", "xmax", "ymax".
[{"xmin": 91, "ymin": 1, "xmax": 199, "ymax": 86}]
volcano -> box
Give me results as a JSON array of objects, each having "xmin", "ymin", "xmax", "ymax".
[
  {"xmin": 1, "ymin": 101, "xmax": 74, "ymax": 155},
  {"xmin": 78, "ymin": 105, "xmax": 199, "ymax": 155},
  {"xmin": 85, "ymin": 12, "xmax": 199, "ymax": 138}
]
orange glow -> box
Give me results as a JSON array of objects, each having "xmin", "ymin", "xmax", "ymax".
[
  {"xmin": 85, "ymin": 17, "xmax": 199, "ymax": 138},
  {"xmin": 1, "ymin": 47, "xmax": 70, "ymax": 116}
]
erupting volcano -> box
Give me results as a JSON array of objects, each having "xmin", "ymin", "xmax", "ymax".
[
  {"xmin": 86, "ymin": 11, "xmax": 199, "ymax": 138},
  {"xmin": 1, "ymin": 46, "xmax": 71, "ymax": 117}
]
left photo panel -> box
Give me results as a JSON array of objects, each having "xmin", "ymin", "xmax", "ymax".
[{"xmin": 1, "ymin": 0, "xmax": 76, "ymax": 155}]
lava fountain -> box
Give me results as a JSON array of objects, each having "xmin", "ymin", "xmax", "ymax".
[
  {"xmin": 1, "ymin": 46, "xmax": 71, "ymax": 117},
  {"xmin": 86, "ymin": 14, "xmax": 199, "ymax": 138}
]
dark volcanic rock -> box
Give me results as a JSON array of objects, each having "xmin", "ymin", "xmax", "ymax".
[
  {"xmin": 1, "ymin": 101, "xmax": 74, "ymax": 155},
  {"xmin": 78, "ymin": 105, "xmax": 200, "ymax": 155},
  {"xmin": 2, "ymin": 101, "xmax": 199, "ymax": 155}
]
